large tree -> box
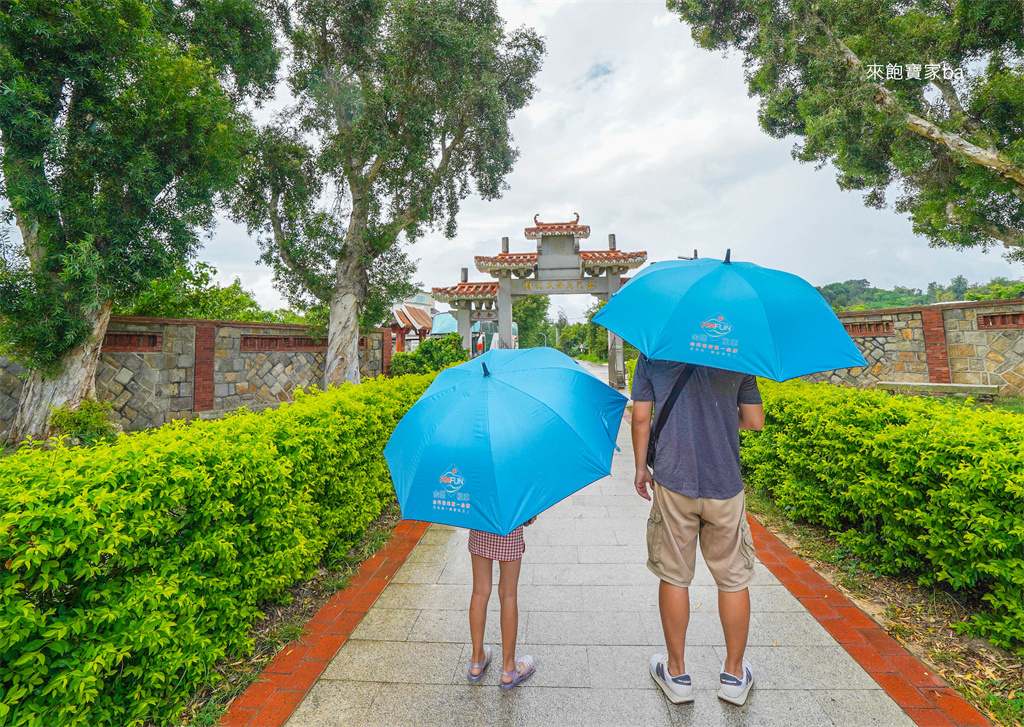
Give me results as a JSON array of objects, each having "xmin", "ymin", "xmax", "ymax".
[
  {"xmin": 668, "ymin": 1, "xmax": 1024, "ymax": 257},
  {"xmin": 228, "ymin": 124, "xmax": 420, "ymax": 330},
  {"xmin": 230, "ymin": 0, "xmax": 544, "ymax": 385},
  {"xmin": 0, "ymin": 0, "xmax": 280, "ymax": 442}
]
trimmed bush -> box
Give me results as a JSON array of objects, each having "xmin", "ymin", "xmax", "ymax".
[
  {"xmin": 626, "ymin": 358, "xmax": 637, "ymax": 395},
  {"xmin": 0, "ymin": 373, "xmax": 434, "ymax": 726},
  {"xmin": 742, "ymin": 380, "xmax": 1024, "ymax": 653},
  {"xmin": 389, "ymin": 333, "xmax": 467, "ymax": 376}
]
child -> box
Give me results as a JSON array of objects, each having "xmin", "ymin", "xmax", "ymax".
[{"xmin": 466, "ymin": 517, "xmax": 537, "ymax": 689}]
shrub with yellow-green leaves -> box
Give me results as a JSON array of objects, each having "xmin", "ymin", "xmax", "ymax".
[
  {"xmin": 742, "ymin": 380, "xmax": 1024, "ymax": 654},
  {"xmin": 0, "ymin": 373, "xmax": 434, "ymax": 727}
]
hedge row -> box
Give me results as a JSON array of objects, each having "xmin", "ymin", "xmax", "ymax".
[
  {"xmin": 741, "ymin": 381, "xmax": 1024, "ymax": 653},
  {"xmin": 0, "ymin": 373, "xmax": 434, "ymax": 727}
]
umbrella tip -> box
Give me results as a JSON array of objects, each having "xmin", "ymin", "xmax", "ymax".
[
  {"xmin": 481, "ymin": 362, "xmax": 491, "ymax": 377},
  {"xmin": 724, "ymin": 248, "xmax": 731, "ymax": 264}
]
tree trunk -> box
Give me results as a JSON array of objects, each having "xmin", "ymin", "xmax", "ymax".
[
  {"xmin": 325, "ymin": 251, "xmax": 366, "ymax": 387},
  {"xmin": 8, "ymin": 298, "xmax": 114, "ymax": 444}
]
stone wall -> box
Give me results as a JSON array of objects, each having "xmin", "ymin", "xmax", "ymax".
[
  {"xmin": 805, "ymin": 310, "xmax": 926, "ymax": 387},
  {"xmin": 0, "ymin": 316, "xmax": 389, "ymax": 438},
  {"xmin": 806, "ymin": 299, "xmax": 1024, "ymax": 395}
]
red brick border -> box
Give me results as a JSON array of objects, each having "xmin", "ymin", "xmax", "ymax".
[
  {"xmin": 920, "ymin": 308, "xmax": 952, "ymax": 384},
  {"xmin": 217, "ymin": 520, "xmax": 431, "ymax": 727},
  {"xmin": 748, "ymin": 516, "xmax": 991, "ymax": 727},
  {"xmin": 194, "ymin": 325, "xmax": 216, "ymax": 412}
]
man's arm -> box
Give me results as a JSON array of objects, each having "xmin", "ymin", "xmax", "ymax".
[
  {"xmin": 631, "ymin": 401, "xmax": 654, "ymax": 500},
  {"xmin": 738, "ymin": 403, "xmax": 765, "ymax": 431}
]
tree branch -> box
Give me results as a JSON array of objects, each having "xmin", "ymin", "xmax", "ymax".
[
  {"xmin": 268, "ymin": 191, "xmax": 331, "ymax": 301},
  {"xmin": 944, "ymin": 201, "xmax": 1024, "ymax": 249},
  {"xmin": 929, "ymin": 74, "xmax": 982, "ymax": 133},
  {"xmin": 828, "ymin": 37, "xmax": 1024, "ymax": 189}
]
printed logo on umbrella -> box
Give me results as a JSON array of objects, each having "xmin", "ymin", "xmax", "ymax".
[
  {"xmin": 700, "ymin": 314, "xmax": 733, "ymax": 338},
  {"xmin": 440, "ymin": 465, "xmax": 465, "ymax": 493}
]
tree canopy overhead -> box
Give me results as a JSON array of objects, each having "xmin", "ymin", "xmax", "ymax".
[
  {"xmin": 0, "ymin": 0, "xmax": 281, "ymax": 441},
  {"xmin": 230, "ymin": 0, "xmax": 545, "ymax": 385},
  {"xmin": 668, "ymin": 0, "xmax": 1024, "ymax": 257}
]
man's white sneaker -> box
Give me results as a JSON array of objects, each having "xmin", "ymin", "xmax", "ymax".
[
  {"xmin": 650, "ymin": 654, "xmax": 694, "ymax": 704},
  {"xmin": 717, "ymin": 659, "xmax": 754, "ymax": 706}
]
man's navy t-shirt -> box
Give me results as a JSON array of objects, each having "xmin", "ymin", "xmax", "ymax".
[{"xmin": 632, "ymin": 357, "xmax": 762, "ymax": 500}]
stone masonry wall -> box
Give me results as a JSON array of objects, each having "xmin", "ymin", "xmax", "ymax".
[
  {"xmin": 0, "ymin": 316, "xmax": 388, "ymax": 438},
  {"xmin": 942, "ymin": 302, "xmax": 1024, "ymax": 390},
  {"xmin": 806, "ymin": 299, "xmax": 1024, "ymax": 396},
  {"xmin": 804, "ymin": 310, "xmax": 926, "ymax": 387}
]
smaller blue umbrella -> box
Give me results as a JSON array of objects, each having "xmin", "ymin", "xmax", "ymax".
[
  {"xmin": 384, "ymin": 348, "xmax": 627, "ymax": 536},
  {"xmin": 593, "ymin": 256, "xmax": 866, "ymax": 381}
]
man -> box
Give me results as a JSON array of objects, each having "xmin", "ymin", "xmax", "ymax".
[{"xmin": 631, "ymin": 356, "xmax": 765, "ymax": 706}]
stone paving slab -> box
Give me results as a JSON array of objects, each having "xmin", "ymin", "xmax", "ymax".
[{"xmin": 283, "ymin": 423, "xmax": 915, "ymax": 727}]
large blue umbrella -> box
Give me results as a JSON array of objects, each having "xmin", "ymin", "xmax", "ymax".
[
  {"xmin": 384, "ymin": 348, "xmax": 627, "ymax": 535},
  {"xmin": 594, "ymin": 256, "xmax": 866, "ymax": 381}
]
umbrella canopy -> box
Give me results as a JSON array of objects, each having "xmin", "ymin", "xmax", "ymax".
[
  {"xmin": 384, "ymin": 348, "xmax": 627, "ymax": 535},
  {"xmin": 593, "ymin": 256, "xmax": 866, "ymax": 381}
]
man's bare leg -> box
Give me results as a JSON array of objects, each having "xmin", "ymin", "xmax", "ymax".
[
  {"xmin": 659, "ymin": 579, "xmax": 690, "ymax": 677},
  {"xmin": 719, "ymin": 587, "xmax": 750, "ymax": 677}
]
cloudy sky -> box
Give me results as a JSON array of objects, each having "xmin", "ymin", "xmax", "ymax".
[{"xmin": 202, "ymin": 0, "xmax": 1023, "ymax": 323}]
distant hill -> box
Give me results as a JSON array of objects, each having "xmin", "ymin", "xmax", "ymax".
[{"xmin": 816, "ymin": 276, "xmax": 1024, "ymax": 311}]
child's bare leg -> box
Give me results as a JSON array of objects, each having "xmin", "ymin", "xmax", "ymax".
[
  {"xmin": 469, "ymin": 554, "xmax": 493, "ymax": 675},
  {"xmin": 497, "ymin": 558, "xmax": 527, "ymax": 681}
]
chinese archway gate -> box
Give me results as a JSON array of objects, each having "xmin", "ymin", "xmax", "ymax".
[{"xmin": 432, "ymin": 214, "xmax": 646, "ymax": 389}]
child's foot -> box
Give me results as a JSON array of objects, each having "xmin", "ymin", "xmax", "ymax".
[
  {"xmin": 650, "ymin": 654, "xmax": 693, "ymax": 704},
  {"xmin": 499, "ymin": 655, "xmax": 535, "ymax": 691},
  {"xmin": 467, "ymin": 645, "xmax": 492, "ymax": 683}
]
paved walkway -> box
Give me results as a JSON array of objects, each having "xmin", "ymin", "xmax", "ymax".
[{"xmin": 282, "ymin": 425, "xmax": 914, "ymax": 727}]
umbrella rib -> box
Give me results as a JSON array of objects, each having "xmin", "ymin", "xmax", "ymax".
[{"xmin": 488, "ymin": 377, "xmax": 611, "ymax": 473}]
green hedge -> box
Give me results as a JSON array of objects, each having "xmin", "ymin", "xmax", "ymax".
[
  {"xmin": 0, "ymin": 374, "xmax": 434, "ymax": 727},
  {"xmin": 741, "ymin": 380, "xmax": 1024, "ymax": 653},
  {"xmin": 626, "ymin": 358, "xmax": 637, "ymax": 395}
]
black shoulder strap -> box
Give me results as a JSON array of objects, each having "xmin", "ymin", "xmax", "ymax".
[{"xmin": 650, "ymin": 363, "xmax": 694, "ymax": 449}]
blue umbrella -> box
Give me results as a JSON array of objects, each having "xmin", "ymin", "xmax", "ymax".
[
  {"xmin": 594, "ymin": 255, "xmax": 866, "ymax": 381},
  {"xmin": 384, "ymin": 348, "xmax": 627, "ymax": 535}
]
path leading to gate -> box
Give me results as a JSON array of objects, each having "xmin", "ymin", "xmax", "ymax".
[
  {"xmin": 221, "ymin": 358, "xmax": 989, "ymax": 727},
  {"xmin": 280, "ymin": 407, "xmax": 916, "ymax": 726}
]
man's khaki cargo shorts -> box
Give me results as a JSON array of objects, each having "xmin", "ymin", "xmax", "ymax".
[{"xmin": 646, "ymin": 482, "xmax": 756, "ymax": 592}]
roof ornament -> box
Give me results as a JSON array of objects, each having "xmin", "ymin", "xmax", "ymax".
[{"xmin": 532, "ymin": 212, "xmax": 579, "ymax": 227}]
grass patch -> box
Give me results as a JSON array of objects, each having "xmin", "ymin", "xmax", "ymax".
[
  {"xmin": 979, "ymin": 396, "xmax": 1024, "ymax": 416},
  {"xmin": 745, "ymin": 486, "xmax": 1024, "ymax": 727},
  {"xmin": 171, "ymin": 500, "xmax": 406, "ymax": 726}
]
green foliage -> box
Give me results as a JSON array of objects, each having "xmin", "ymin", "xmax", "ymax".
[
  {"xmin": 818, "ymin": 275, "xmax": 1024, "ymax": 310},
  {"xmin": 627, "ymin": 358, "xmax": 637, "ymax": 394},
  {"xmin": 513, "ymin": 295, "xmax": 551, "ymax": 348},
  {"xmin": 557, "ymin": 322, "xmax": 588, "ymax": 356},
  {"xmin": 0, "ymin": 0, "xmax": 280, "ymax": 373},
  {"xmin": 741, "ymin": 381, "xmax": 1024, "ymax": 653},
  {"xmin": 47, "ymin": 398, "xmax": 117, "ymax": 447},
  {"xmin": 116, "ymin": 261, "xmax": 287, "ymax": 323},
  {"xmin": 390, "ymin": 333, "xmax": 468, "ymax": 376},
  {"xmin": 558, "ymin": 301, "xmax": 609, "ymax": 359},
  {"xmin": 669, "ymin": 0, "xmax": 1024, "ymax": 258},
  {"xmin": 0, "ymin": 373, "xmax": 434, "ymax": 726},
  {"xmin": 964, "ymin": 278, "xmax": 1024, "ymax": 302}
]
